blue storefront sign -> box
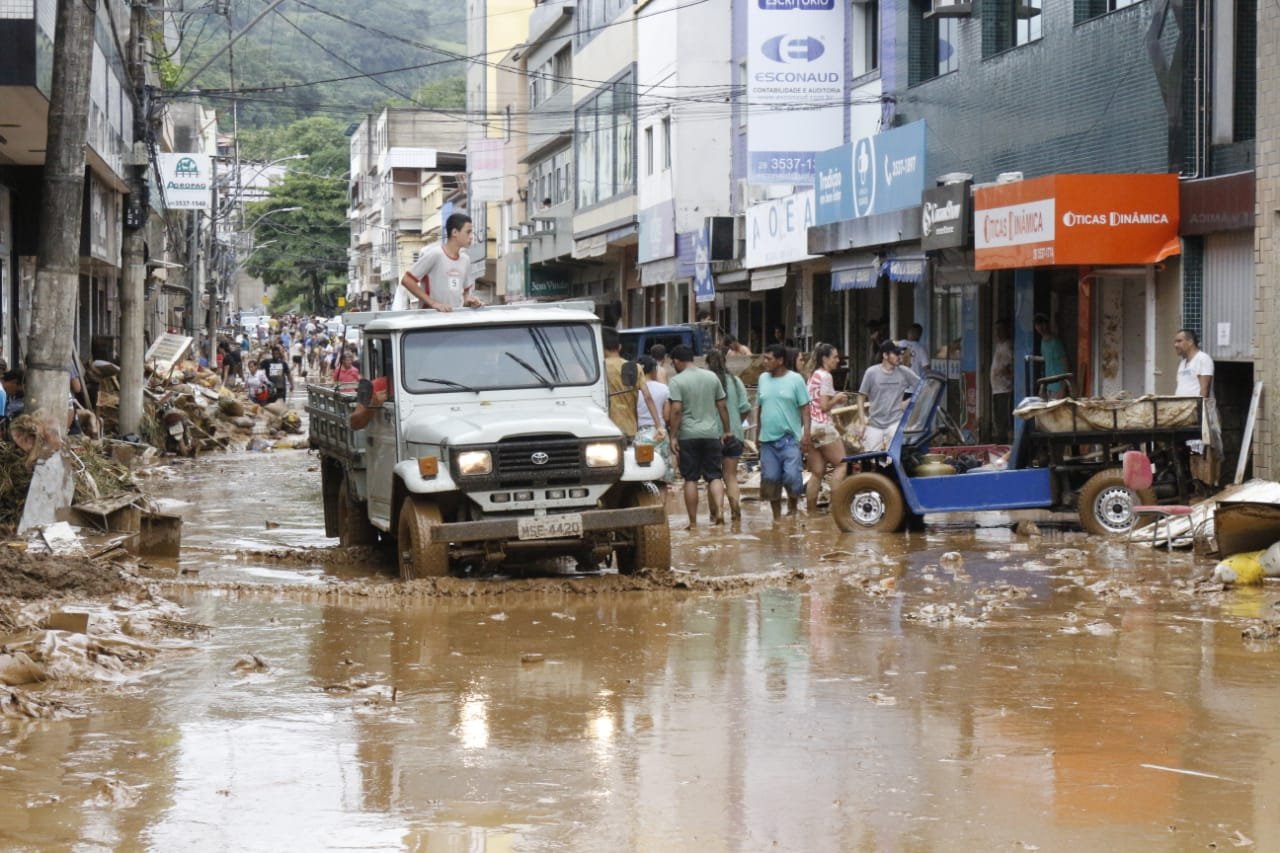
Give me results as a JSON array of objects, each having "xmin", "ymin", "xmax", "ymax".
[
  {"xmin": 815, "ymin": 144, "xmax": 854, "ymax": 225},
  {"xmin": 693, "ymin": 221, "xmax": 716, "ymax": 303},
  {"xmin": 848, "ymin": 121, "xmax": 928, "ymax": 219}
]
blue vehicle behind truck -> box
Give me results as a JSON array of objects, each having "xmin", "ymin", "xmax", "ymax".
[
  {"xmin": 618, "ymin": 324, "xmax": 715, "ymax": 362},
  {"xmin": 829, "ymin": 372, "xmax": 1207, "ymax": 536}
]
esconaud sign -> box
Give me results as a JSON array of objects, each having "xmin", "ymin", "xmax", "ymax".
[{"xmin": 746, "ymin": 0, "xmax": 845, "ymax": 184}]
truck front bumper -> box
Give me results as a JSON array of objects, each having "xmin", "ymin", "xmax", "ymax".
[{"xmin": 435, "ymin": 505, "xmax": 664, "ymax": 543}]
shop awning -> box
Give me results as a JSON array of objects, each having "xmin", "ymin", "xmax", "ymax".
[
  {"xmin": 832, "ymin": 266, "xmax": 877, "ymax": 291},
  {"xmin": 885, "ymin": 254, "xmax": 926, "ymax": 283},
  {"xmin": 750, "ymin": 266, "xmax": 788, "ymax": 292},
  {"xmin": 973, "ymin": 173, "xmax": 1180, "ymax": 270},
  {"xmin": 830, "ymin": 253, "xmax": 878, "ymax": 291},
  {"xmin": 639, "ymin": 258, "xmax": 677, "ymax": 287}
]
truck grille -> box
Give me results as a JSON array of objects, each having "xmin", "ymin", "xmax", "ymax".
[
  {"xmin": 453, "ymin": 435, "xmax": 621, "ymax": 488},
  {"xmin": 496, "ymin": 437, "xmax": 582, "ymax": 478}
]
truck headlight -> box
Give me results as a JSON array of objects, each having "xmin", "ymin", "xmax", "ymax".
[
  {"xmin": 585, "ymin": 442, "xmax": 621, "ymax": 468},
  {"xmin": 456, "ymin": 449, "xmax": 492, "ymax": 476}
]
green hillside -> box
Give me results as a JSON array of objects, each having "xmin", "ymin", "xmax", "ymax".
[{"xmin": 166, "ymin": 0, "xmax": 469, "ymax": 135}]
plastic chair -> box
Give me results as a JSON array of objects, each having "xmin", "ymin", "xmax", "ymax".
[{"xmin": 1122, "ymin": 450, "xmax": 1194, "ymax": 550}]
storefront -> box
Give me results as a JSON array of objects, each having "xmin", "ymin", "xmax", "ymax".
[
  {"xmin": 743, "ymin": 188, "xmax": 819, "ymax": 352},
  {"xmin": 809, "ymin": 121, "xmax": 928, "ymax": 376},
  {"xmin": 974, "ymin": 173, "xmax": 1181, "ymax": 404},
  {"xmin": 1180, "ymin": 170, "xmax": 1255, "ymax": 473},
  {"xmin": 921, "ymin": 179, "xmax": 988, "ymax": 435},
  {"xmin": 636, "ymin": 200, "xmax": 680, "ymax": 326}
]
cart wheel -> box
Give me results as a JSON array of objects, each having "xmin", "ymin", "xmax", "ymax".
[
  {"xmin": 1077, "ymin": 468, "xmax": 1155, "ymax": 536},
  {"xmin": 831, "ymin": 472, "xmax": 906, "ymax": 533}
]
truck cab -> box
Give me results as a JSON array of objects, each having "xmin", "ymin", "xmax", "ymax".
[{"xmin": 308, "ymin": 304, "xmax": 671, "ymax": 578}]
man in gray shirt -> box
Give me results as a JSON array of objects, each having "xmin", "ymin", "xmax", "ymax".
[{"xmin": 858, "ymin": 340, "xmax": 920, "ymax": 451}]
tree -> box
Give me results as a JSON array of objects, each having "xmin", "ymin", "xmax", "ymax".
[
  {"xmin": 242, "ymin": 118, "xmax": 349, "ymax": 313},
  {"xmin": 411, "ymin": 75, "xmax": 464, "ymax": 110}
]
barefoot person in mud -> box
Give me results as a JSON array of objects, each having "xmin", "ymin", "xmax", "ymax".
[
  {"xmin": 755, "ymin": 344, "xmax": 811, "ymax": 520},
  {"xmin": 666, "ymin": 344, "xmax": 733, "ymax": 528}
]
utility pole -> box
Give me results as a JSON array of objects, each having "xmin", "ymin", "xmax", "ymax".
[
  {"xmin": 118, "ymin": 0, "xmax": 152, "ymax": 437},
  {"xmin": 26, "ymin": 0, "xmax": 97, "ymax": 429}
]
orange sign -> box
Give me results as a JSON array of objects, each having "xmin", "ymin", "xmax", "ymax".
[{"xmin": 974, "ymin": 173, "xmax": 1180, "ymax": 269}]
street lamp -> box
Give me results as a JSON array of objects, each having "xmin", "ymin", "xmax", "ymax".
[
  {"xmin": 243, "ymin": 205, "xmax": 301, "ymax": 232},
  {"xmin": 214, "ymin": 154, "xmax": 308, "ymax": 226}
]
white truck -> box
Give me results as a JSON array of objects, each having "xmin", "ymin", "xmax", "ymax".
[{"xmin": 307, "ymin": 303, "xmax": 671, "ymax": 578}]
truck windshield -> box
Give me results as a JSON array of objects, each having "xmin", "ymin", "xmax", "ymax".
[{"xmin": 401, "ymin": 323, "xmax": 600, "ymax": 394}]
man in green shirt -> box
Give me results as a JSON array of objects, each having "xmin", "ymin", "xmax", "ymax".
[
  {"xmin": 667, "ymin": 344, "xmax": 732, "ymax": 527},
  {"xmin": 754, "ymin": 343, "xmax": 811, "ymax": 520}
]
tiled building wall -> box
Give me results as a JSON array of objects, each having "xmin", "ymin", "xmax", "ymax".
[{"xmin": 1252, "ymin": 6, "xmax": 1278, "ymax": 477}]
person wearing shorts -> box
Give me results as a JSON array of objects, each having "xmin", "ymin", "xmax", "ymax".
[
  {"xmin": 806, "ymin": 342, "xmax": 850, "ymax": 512},
  {"xmin": 755, "ymin": 344, "xmax": 812, "ymax": 520},
  {"xmin": 667, "ymin": 344, "xmax": 732, "ymax": 528},
  {"xmin": 707, "ymin": 349, "xmax": 751, "ymax": 521}
]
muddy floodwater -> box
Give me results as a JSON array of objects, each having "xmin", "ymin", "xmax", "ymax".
[{"xmin": 5, "ymin": 448, "xmax": 1280, "ymax": 851}]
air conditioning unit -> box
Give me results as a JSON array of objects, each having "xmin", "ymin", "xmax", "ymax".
[
  {"xmin": 705, "ymin": 216, "xmax": 735, "ymax": 261},
  {"xmin": 924, "ymin": 0, "xmax": 973, "ymax": 18}
]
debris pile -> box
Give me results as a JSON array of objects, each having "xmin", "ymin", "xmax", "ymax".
[{"xmin": 139, "ymin": 362, "xmax": 306, "ymax": 455}]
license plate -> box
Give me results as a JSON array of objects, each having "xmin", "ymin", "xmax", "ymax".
[
  {"xmin": 517, "ymin": 513, "xmax": 583, "ymax": 541},
  {"xmin": 168, "ymin": 424, "xmax": 185, "ymax": 437}
]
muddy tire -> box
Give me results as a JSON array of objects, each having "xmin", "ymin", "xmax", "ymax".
[
  {"xmin": 616, "ymin": 484, "xmax": 671, "ymax": 575},
  {"xmin": 831, "ymin": 472, "xmax": 906, "ymax": 533},
  {"xmin": 397, "ymin": 497, "xmax": 449, "ymax": 580},
  {"xmin": 1077, "ymin": 468, "xmax": 1155, "ymax": 536},
  {"xmin": 337, "ymin": 475, "xmax": 378, "ymax": 546}
]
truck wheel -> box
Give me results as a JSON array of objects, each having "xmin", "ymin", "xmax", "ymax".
[
  {"xmin": 338, "ymin": 476, "xmax": 378, "ymax": 546},
  {"xmin": 322, "ymin": 463, "xmax": 340, "ymax": 538},
  {"xmin": 1078, "ymin": 468, "xmax": 1155, "ymax": 536},
  {"xmin": 397, "ymin": 497, "xmax": 449, "ymax": 579},
  {"xmin": 831, "ymin": 472, "xmax": 906, "ymax": 533},
  {"xmin": 616, "ymin": 485, "xmax": 671, "ymax": 575}
]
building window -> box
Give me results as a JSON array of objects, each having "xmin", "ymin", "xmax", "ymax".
[
  {"xmin": 527, "ymin": 148, "xmax": 573, "ymax": 217},
  {"xmin": 553, "ymin": 45, "xmax": 571, "ymax": 85},
  {"xmin": 575, "ymin": 71, "xmax": 635, "ymax": 208},
  {"xmin": 645, "ymin": 125, "xmax": 654, "ymax": 175},
  {"xmin": 909, "ymin": 1, "xmax": 959, "ymax": 85},
  {"xmin": 528, "ymin": 49, "xmax": 570, "ymax": 109},
  {"xmin": 575, "ymin": 0, "xmax": 633, "ymax": 50},
  {"xmin": 985, "ymin": 0, "xmax": 1041, "ymax": 56},
  {"xmin": 853, "ymin": 1, "xmax": 880, "ymax": 77},
  {"xmin": 1074, "ymin": 0, "xmax": 1142, "ymax": 21},
  {"xmin": 661, "ymin": 116, "xmax": 671, "ymax": 170}
]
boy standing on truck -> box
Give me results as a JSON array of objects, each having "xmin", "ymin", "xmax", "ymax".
[{"xmin": 395, "ymin": 213, "xmax": 484, "ymax": 311}]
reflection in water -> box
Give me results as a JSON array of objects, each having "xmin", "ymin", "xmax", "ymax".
[{"xmin": 458, "ymin": 691, "xmax": 490, "ymax": 751}]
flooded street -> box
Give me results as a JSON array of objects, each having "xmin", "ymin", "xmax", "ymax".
[{"xmin": 4, "ymin": 448, "xmax": 1280, "ymax": 850}]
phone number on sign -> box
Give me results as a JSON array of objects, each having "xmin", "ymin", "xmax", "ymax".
[{"xmin": 761, "ymin": 158, "xmax": 814, "ymax": 173}]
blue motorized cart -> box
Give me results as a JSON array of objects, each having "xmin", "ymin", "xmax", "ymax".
[{"xmin": 829, "ymin": 373, "xmax": 1206, "ymax": 535}]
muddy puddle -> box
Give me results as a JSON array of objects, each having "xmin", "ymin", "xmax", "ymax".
[{"xmin": 4, "ymin": 448, "xmax": 1280, "ymax": 850}]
